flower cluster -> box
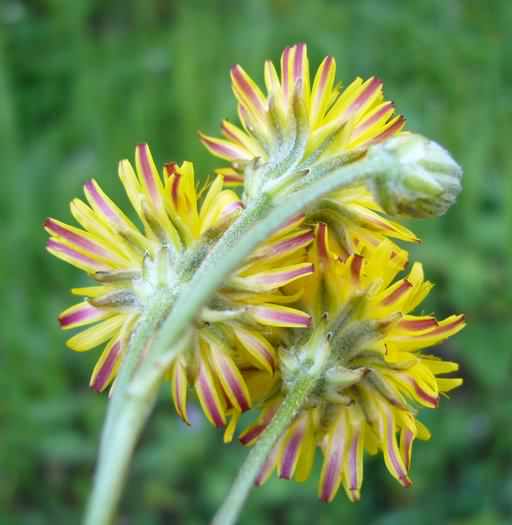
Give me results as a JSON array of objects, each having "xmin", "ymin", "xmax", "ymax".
[
  {"xmin": 237, "ymin": 227, "xmax": 464, "ymax": 501},
  {"xmin": 45, "ymin": 43, "xmax": 464, "ymax": 504},
  {"xmin": 45, "ymin": 144, "xmax": 312, "ymax": 426}
]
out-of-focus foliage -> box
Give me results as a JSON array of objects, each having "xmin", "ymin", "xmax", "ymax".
[{"xmin": 1, "ymin": 1, "xmax": 510, "ymax": 524}]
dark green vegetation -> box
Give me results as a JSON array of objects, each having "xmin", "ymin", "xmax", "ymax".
[{"xmin": 1, "ymin": 1, "xmax": 511, "ymax": 523}]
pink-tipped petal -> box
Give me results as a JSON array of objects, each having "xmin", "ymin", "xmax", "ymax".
[
  {"xmin": 344, "ymin": 76, "xmax": 383, "ymax": 120},
  {"xmin": 194, "ymin": 359, "xmax": 226, "ymax": 428},
  {"xmin": 255, "ymin": 445, "xmax": 279, "ymax": 486},
  {"xmin": 58, "ymin": 302, "xmax": 111, "ymax": 330},
  {"xmin": 199, "ymin": 132, "xmax": 252, "ymax": 161},
  {"xmin": 278, "ymin": 418, "xmax": 306, "ymax": 480},
  {"xmin": 217, "ymin": 169, "xmax": 244, "ymax": 186},
  {"xmin": 293, "ymin": 43, "xmax": 306, "ymax": 82},
  {"xmin": 270, "ymin": 213, "xmax": 306, "ymax": 239},
  {"xmin": 281, "ymin": 46, "xmax": 292, "ymax": 100},
  {"xmin": 425, "ymin": 315, "xmax": 465, "ymax": 337},
  {"xmin": 90, "ymin": 340, "xmax": 122, "ymax": 392},
  {"xmin": 319, "ymin": 413, "xmax": 347, "ymax": 503},
  {"xmin": 136, "ymin": 143, "xmax": 162, "ymax": 208},
  {"xmin": 236, "ymin": 263, "xmax": 314, "ymax": 292},
  {"xmin": 411, "ymin": 379, "xmax": 439, "ymax": 408},
  {"xmin": 232, "ymin": 326, "xmax": 276, "ymax": 373},
  {"xmin": 249, "ymin": 304, "xmax": 311, "ymax": 328},
  {"xmin": 345, "ymin": 430, "xmax": 363, "ymax": 501},
  {"xmin": 400, "ymin": 428, "xmax": 415, "ymax": 471},
  {"xmin": 230, "ymin": 65, "xmax": 267, "ymax": 115},
  {"xmin": 220, "ymin": 200, "xmax": 244, "ymax": 218},
  {"xmin": 44, "ymin": 218, "xmax": 111, "ymax": 258},
  {"xmin": 380, "ymin": 409, "xmax": 411, "ymax": 487},
  {"xmin": 83, "ymin": 179, "xmax": 122, "ymax": 227},
  {"xmin": 352, "ymin": 101, "xmax": 394, "ymax": 137},
  {"xmin": 367, "ymin": 115, "xmax": 406, "ymax": 145},
  {"xmin": 47, "ymin": 239, "xmax": 107, "ymax": 272},
  {"xmin": 209, "ymin": 348, "xmax": 251, "ymax": 412},
  {"xmin": 252, "ymin": 229, "xmax": 314, "ymax": 261},
  {"xmin": 310, "ymin": 56, "xmax": 336, "ymax": 126},
  {"xmin": 240, "ymin": 401, "xmax": 280, "ymax": 445}
]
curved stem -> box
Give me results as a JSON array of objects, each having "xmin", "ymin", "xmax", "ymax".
[
  {"xmin": 85, "ymin": 154, "xmax": 390, "ymax": 525},
  {"xmin": 85, "ymin": 290, "xmax": 173, "ymax": 525},
  {"xmin": 147, "ymin": 155, "xmax": 388, "ymax": 366},
  {"xmin": 85, "ymin": 379, "xmax": 160, "ymax": 525},
  {"xmin": 99, "ymin": 289, "xmax": 174, "ymax": 456}
]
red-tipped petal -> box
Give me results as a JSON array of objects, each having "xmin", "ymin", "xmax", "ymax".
[
  {"xmin": 194, "ymin": 359, "xmax": 226, "ymax": 428},
  {"xmin": 90, "ymin": 340, "xmax": 122, "ymax": 392},
  {"xmin": 248, "ymin": 304, "xmax": 311, "ymax": 328}
]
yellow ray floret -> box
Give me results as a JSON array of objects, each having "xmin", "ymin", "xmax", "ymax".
[{"xmin": 200, "ymin": 43, "xmax": 405, "ymax": 168}]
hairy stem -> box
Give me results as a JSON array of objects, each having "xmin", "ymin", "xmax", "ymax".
[
  {"xmin": 86, "ymin": 154, "xmax": 390, "ymax": 524},
  {"xmin": 99, "ymin": 289, "xmax": 174, "ymax": 456},
  {"xmin": 85, "ymin": 380, "xmax": 160, "ymax": 525},
  {"xmin": 148, "ymin": 155, "xmax": 389, "ymax": 364}
]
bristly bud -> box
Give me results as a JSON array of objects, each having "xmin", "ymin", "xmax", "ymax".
[{"xmin": 368, "ymin": 133, "xmax": 463, "ymax": 218}]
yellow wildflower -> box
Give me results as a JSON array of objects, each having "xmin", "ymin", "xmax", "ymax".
[
  {"xmin": 45, "ymin": 144, "xmax": 313, "ymax": 427},
  {"xmin": 238, "ymin": 226, "xmax": 465, "ymax": 501},
  {"xmin": 200, "ymin": 43, "xmax": 419, "ymax": 253}
]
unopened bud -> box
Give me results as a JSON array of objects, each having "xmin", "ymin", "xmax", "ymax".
[{"xmin": 368, "ymin": 133, "xmax": 462, "ymax": 218}]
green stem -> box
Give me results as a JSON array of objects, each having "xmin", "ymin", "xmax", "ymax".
[
  {"xmin": 86, "ymin": 154, "xmax": 390, "ymax": 524},
  {"xmin": 84, "ymin": 379, "xmax": 160, "ymax": 525},
  {"xmin": 147, "ymin": 155, "xmax": 389, "ymax": 365},
  {"xmin": 85, "ymin": 327, "xmax": 190, "ymax": 525},
  {"xmin": 211, "ymin": 364, "xmax": 323, "ymax": 525},
  {"xmin": 99, "ymin": 289, "xmax": 174, "ymax": 456},
  {"xmin": 85, "ymin": 290, "xmax": 173, "ymax": 525}
]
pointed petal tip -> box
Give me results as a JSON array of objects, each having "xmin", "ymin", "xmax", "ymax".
[
  {"xmin": 83, "ymin": 178, "xmax": 96, "ymax": 192},
  {"xmin": 401, "ymin": 475, "xmax": 412, "ymax": 488},
  {"xmin": 164, "ymin": 162, "xmax": 177, "ymax": 176},
  {"xmin": 89, "ymin": 380, "xmax": 102, "ymax": 393},
  {"xmin": 319, "ymin": 492, "xmax": 332, "ymax": 504},
  {"xmin": 348, "ymin": 489, "xmax": 361, "ymax": 502}
]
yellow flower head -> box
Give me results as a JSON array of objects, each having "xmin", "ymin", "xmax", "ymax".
[
  {"xmin": 200, "ymin": 43, "xmax": 404, "ymax": 166},
  {"xmin": 45, "ymin": 144, "xmax": 314, "ymax": 427},
  {"xmin": 200, "ymin": 43, "xmax": 419, "ymax": 253},
  {"xmin": 238, "ymin": 227, "xmax": 465, "ymax": 502}
]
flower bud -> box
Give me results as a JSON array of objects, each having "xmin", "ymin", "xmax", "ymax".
[{"xmin": 368, "ymin": 133, "xmax": 462, "ymax": 218}]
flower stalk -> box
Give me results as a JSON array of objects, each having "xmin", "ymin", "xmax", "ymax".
[
  {"xmin": 85, "ymin": 152, "xmax": 393, "ymax": 525},
  {"xmin": 99, "ymin": 288, "xmax": 175, "ymax": 453},
  {"xmin": 85, "ymin": 289, "xmax": 176, "ymax": 525}
]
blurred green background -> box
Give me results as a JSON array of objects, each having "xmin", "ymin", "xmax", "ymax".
[{"xmin": 1, "ymin": 0, "xmax": 511, "ymax": 524}]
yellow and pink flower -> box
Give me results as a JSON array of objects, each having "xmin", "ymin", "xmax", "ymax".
[
  {"xmin": 237, "ymin": 227, "xmax": 465, "ymax": 502},
  {"xmin": 45, "ymin": 144, "xmax": 314, "ymax": 427}
]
